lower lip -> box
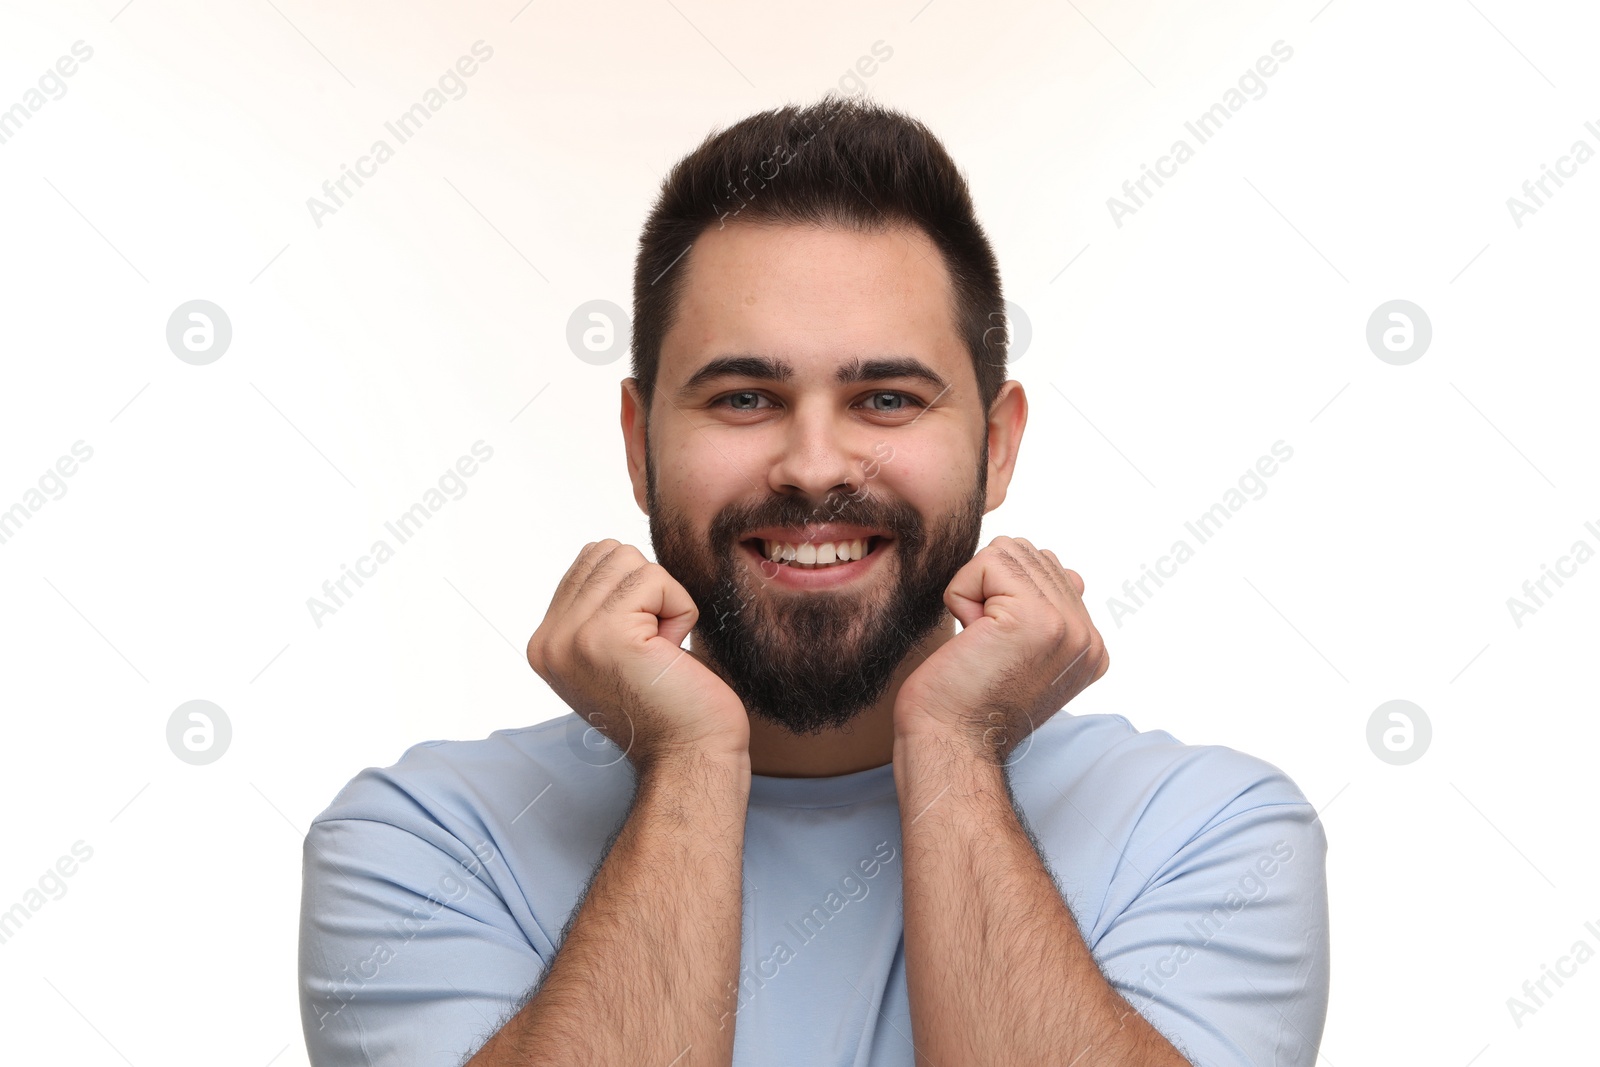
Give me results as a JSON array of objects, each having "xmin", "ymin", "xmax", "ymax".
[{"xmin": 739, "ymin": 538, "xmax": 890, "ymax": 589}]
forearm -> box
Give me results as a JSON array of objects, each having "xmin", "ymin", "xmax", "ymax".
[
  {"xmin": 467, "ymin": 750, "xmax": 751, "ymax": 1067},
  {"xmin": 894, "ymin": 730, "xmax": 1188, "ymax": 1067}
]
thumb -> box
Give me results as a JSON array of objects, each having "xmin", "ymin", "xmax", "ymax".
[{"xmin": 942, "ymin": 560, "xmax": 989, "ymax": 629}]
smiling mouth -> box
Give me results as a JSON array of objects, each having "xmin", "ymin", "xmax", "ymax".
[{"xmin": 740, "ymin": 536, "xmax": 888, "ymax": 569}]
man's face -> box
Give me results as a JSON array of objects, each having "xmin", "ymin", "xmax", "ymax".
[{"xmin": 632, "ymin": 221, "xmax": 999, "ymax": 737}]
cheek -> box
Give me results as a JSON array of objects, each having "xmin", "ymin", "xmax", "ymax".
[
  {"xmin": 658, "ymin": 441, "xmax": 749, "ymax": 531},
  {"xmin": 659, "ymin": 437, "xmax": 723, "ymax": 494},
  {"xmin": 869, "ymin": 444, "xmax": 968, "ymax": 507}
]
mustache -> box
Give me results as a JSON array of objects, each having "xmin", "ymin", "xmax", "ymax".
[{"xmin": 709, "ymin": 490, "xmax": 922, "ymax": 547}]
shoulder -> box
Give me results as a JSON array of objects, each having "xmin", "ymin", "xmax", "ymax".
[
  {"xmin": 1017, "ymin": 711, "xmax": 1314, "ymax": 810},
  {"xmin": 309, "ymin": 713, "xmax": 635, "ymax": 846},
  {"xmin": 1025, "ymin": 716, "xmax": 1332, "ymax": 1065},
  {"xmin": 1010, "ymin": 712, "xmax": 1326, "ymax": 895}
]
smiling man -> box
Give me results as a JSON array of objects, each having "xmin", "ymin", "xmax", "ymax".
[
  {"xmin": 299, "ymin": 94, "xmax": 1330, "ymax": 1067},
  {"xmin": 640, "ymin": 217, "xmax": 996, "ymax": 776}
]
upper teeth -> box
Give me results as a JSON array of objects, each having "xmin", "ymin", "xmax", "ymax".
[{"xmin": 760, "ymin": 538, "xmax": 872, "ymax": 565}]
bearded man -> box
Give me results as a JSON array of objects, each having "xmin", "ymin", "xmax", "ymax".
[{"xmin": 299, "ymin": 93, "xmax": 1330, "ymax": 1067}]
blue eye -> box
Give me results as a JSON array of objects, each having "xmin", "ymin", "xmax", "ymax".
[
  {"xmin": 722, "ymin": 391, "xmax": 769, "ymax": 411},
  {"xmin": 866, "ymin": 392, "xmax": 911, "ymax": 412}
]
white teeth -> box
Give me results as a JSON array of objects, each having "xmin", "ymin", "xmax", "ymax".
[{"xmin": 758, "ymin": 537, "xmax": 874, "ymax": 567}]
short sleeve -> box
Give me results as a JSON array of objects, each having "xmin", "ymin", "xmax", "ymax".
[
  {"xmin": 298, "ymin": 816, "xmax": 548, "ymax": 1066},
  {"xmin": 1092, "ymin": 798, "xmax": 1331, "ymax": 1067}
]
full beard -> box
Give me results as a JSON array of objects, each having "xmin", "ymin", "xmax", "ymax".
[{"xmin": 646, "ymin": 455, "xmax": 987, "ymax": 737}]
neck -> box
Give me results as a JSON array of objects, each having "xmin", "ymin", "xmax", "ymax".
[{"xmin": 691, "ymin": 613, "xmax": 958, "ymax": 778}]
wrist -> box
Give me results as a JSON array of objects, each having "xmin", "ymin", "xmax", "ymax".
[
  {"xmin": 893, "ymin": 720, "xmax": 1003, "ymax": 770},
  {"xmin": 636, "ymin": 743, "xmax": 751, "ymax": 783},
  {"xmin": 894, "ymin": 705, "xmax": 1004, "ymax": 759}
]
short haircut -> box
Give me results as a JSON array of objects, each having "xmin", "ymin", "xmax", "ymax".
[{"xmin": 630, "ymin": 92, "xmax": 1008, "ymax": 421}]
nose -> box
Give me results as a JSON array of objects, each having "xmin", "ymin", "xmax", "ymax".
[{"xmin": 765, "ymin": 399, "xmax": 863, "ymax": 503}]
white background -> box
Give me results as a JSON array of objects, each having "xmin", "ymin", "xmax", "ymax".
[{"xmin": 1, "ymin": 0, "xmax": 1596, "ymax": 1063}]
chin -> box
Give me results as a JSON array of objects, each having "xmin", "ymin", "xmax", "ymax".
[{"xmin": 747, "ymin": 702, "xmax": 873, "ymax": 738}]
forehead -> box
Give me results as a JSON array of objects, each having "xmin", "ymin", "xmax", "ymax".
[{"xmin": 659, "ymin": 221, "xmax": 967, "ymax": 389}]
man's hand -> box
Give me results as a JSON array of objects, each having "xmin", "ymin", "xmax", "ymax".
[
  {"xmin": 526, "ymin": 539, "xmax": 750, "ymax": 770},
  {"xmin": 893, "ymin": 535, "xmax": 1109, "ymax": 760}
]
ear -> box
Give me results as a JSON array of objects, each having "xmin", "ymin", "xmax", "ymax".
[
  {"xmin": 982, "ymin": 380, "xmax": 1027, "ymax": 513},
  {"xmin": 621, "ymin": 377, "xmax": 650, "ymax": 514}
]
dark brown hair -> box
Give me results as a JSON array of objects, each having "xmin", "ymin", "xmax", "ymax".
[{"xmin": 630, "ymin": 92, "xmax": 1008, "ymax": 421}]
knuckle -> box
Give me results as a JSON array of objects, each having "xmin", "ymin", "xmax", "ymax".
[
  {"xmin": 600, "ymin": 563, "xmax": 649, "ymax": 611},
  {"xmin": 572, "ymin": 621, "xmax": 605, "ymax": 662}
]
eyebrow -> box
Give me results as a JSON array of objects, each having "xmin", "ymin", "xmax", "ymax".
[{"xmin": 673, "ymin": 355, "xmax": 950, "ymax": 402}]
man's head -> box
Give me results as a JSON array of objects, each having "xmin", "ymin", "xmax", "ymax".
[{"xmin": 620, "ymin": 94, "xmax": 1026, "ymax": 737}]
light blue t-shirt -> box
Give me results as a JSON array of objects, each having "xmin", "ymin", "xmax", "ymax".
[{"xmin": 298, "ymin": 710, "xmax": 1330, "ymax": 1066}]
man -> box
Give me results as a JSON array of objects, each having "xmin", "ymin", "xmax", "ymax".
[{"xmin": 299, "ymin": 94, "xmax": 1329, "ymax": 1067}]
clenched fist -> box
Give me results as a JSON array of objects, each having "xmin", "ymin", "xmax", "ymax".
[{"xmin": 526, "ymin": 540, "xmax": 750, "ymax": 772}]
